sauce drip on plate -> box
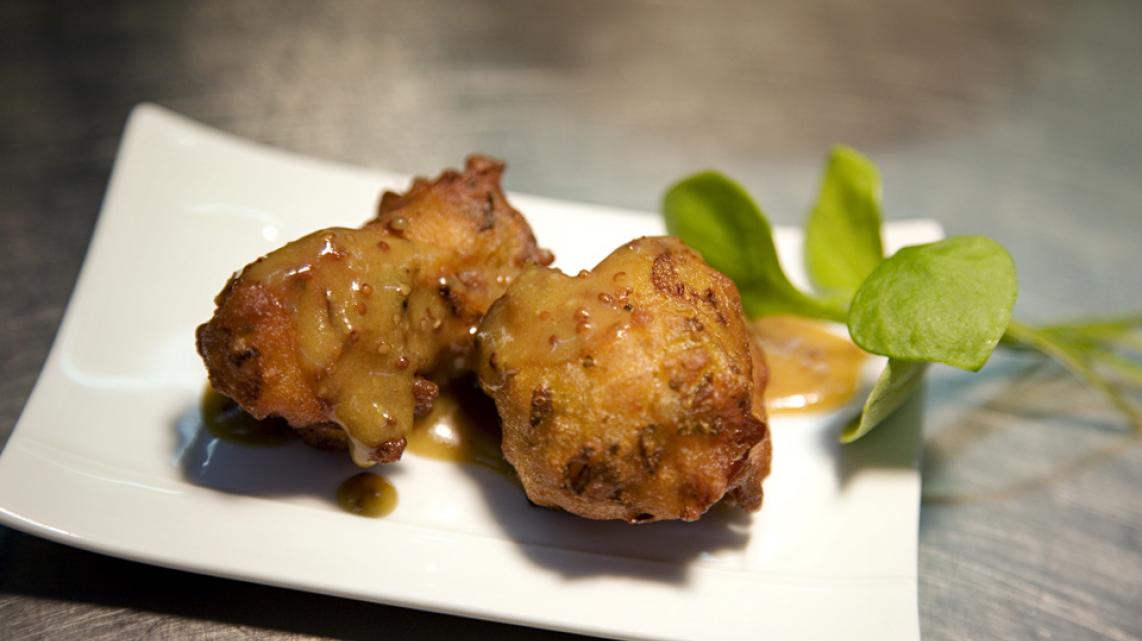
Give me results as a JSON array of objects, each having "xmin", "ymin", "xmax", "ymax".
[
  {"xmin": 751, "ymin": 316, "xmax": 865, "ymax": 413},
  {"xmin": 337, "ymin": 472, "xmax": 398, "ymax": 517},
  {"xmin": 406, "ymin": 379, "xmax": 514, "ymax": 478},
  {"xmin": 200, "ymin": 386, "xmax": 294, "ymax": 445}
]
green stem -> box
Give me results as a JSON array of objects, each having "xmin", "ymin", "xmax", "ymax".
[
  {"xmin": 743, "ymin": 290, "xmax": 849, "ymax": 324},
  {"xmin": 1088, "ymin": 350, "xmax": 1142, "ymax": 388},
  {"xmin": 803, "ymin": 296, "xmax": 850, "ymax": 324},
  {"xmin": 1059, "ymin": 327, "xmax": 1142, "ymax": 352},
  {"xmin": 1040, "ymin": 312, "xmax": 1142, "ymax": 334},
  {"xmin": 1004, "ymin": 320, "xmax": 1141, "ymax": 431}
]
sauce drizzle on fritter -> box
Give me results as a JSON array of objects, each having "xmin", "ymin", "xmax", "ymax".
[{"xmin": 196, "ymin": 156, "xmax": 551, "ymax": 465}]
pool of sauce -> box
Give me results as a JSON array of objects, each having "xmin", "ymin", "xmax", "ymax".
[
  {"xmin": 750, "ymin": 316, "xmax": 866, "ymax": 413},
  {"xmin": 337, "ymin": 472, "xmax": 398, "ymax": 517},
  {"xmin": 200, "ymin": 386, "xmax": 295, "ymax": 445},
  {"xmin": 406, "ymin": 378, "xmax": 514, "ymax": 478}
]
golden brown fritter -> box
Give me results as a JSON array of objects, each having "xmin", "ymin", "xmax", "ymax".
[
  {"xmin": 476, "ymin": 236, "xmax": 771, "ymax": 523},
  {"xmin": 197, "ymin": 156, "xmax": 552, "ymax": 465}
]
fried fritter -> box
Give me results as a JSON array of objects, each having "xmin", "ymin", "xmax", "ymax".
[
  {"xmin": 197, "ymin": 156, "xmax": 552, "ymax": 465},
  {"xmin": 476, "ymin": 236, "xmax": 771, "ymax": 523}
]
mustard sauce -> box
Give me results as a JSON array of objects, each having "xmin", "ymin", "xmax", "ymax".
[
  {"xmin": 751, "ymin": 316, "xmax": 865, "ymax": 413},
  {"xmin": 200, "ymin": 386, "xmax": 295, "ymax": 445},
  {"xmin": 337, "ymin": 472, "xmax": 398, "ymax": 517},
  {"xmin": 241, "ymin": 227, "xmax": 479, "ymax": 459},
  {"xmin": 406, "ymin": 379, "xmax": 514, "ymax": 477}
]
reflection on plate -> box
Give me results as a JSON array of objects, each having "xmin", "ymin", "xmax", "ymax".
[{"xmin": 0, "ymin": 104, "xmax": 939, "ymax": 641}]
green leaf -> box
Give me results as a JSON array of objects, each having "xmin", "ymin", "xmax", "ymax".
[
  {"xmin": 842, "ymin": 359, "xmax": 928, "ymax": 443},
  {"xmin": 848, "ymin": 236, "xmax": 1017, "ymax": 371},
  {"xmin": 805, "ymin": 146, "xmax": 885, "ymax": 300},
  {"xmin": 663, "ymin": 171, "xmax": 846, "ymax": 322}
]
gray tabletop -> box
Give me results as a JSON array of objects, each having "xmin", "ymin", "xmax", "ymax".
[{"xmin": 2, "ymin": 1, "xmax": 1140, "ymax": 639}]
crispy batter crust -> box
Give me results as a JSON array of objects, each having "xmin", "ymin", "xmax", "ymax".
[
  {"xmin": 197, "ymin": 156, "xmax": 550, "ymax": 462},
  {"xmin": 477, "ymin": 237, "xmax": 771, "ymax": 522}
]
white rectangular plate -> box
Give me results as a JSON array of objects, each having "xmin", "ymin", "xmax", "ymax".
[{"xmin": 0, "ymin": 105, "xmax": 940, "ymax": 641}]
